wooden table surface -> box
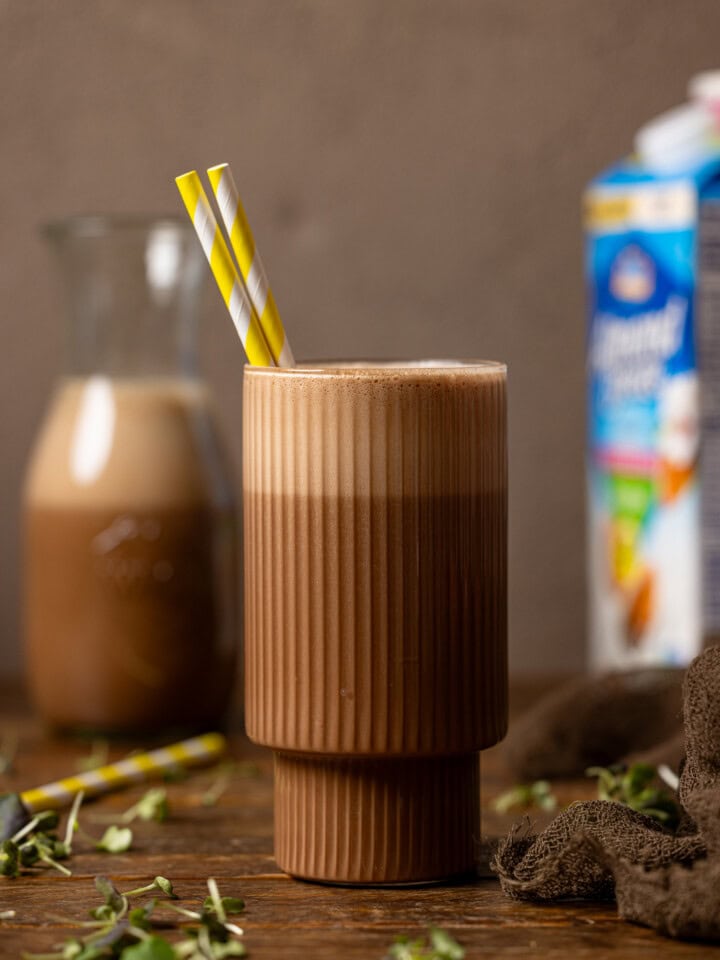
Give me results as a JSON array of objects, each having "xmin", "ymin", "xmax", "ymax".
[{"xmin": 0, "ymin": 681, "xmax": 717, "ymax": 959}]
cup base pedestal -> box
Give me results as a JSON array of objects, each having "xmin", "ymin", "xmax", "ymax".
[{"xmin": 273, "ymin": 751, "xmax": 480, "ymax": 885}]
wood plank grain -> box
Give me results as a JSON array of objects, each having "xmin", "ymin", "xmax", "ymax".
[{"xmin": 0, "ymin": 681, "xmax": 709, "ymax": 959}]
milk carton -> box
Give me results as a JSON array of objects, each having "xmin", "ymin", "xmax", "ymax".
[{"xmin": 586, "ymin": 104, "xmax": 720, "ymax": 668}]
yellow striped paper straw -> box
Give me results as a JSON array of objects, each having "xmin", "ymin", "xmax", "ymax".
[
  {"xmin": 20, "ymin": 732, "xmax": 226, "ymax": 812},
  {"xmin": 207, "ymin": 163, "xmax": 295, "ymax": 367},
  {"xmin": 175, "ymin": 171, "xmax": 274, "ymax": 367}
]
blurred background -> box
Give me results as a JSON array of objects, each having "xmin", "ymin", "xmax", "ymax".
[{"xmin": 2, "ymin": 0, "xmax": 719, "ymax": 680}]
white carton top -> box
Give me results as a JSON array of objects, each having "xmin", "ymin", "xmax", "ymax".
[{"xmin": 635, "ymin": 103, "xmax": 713, "ymax": 173}]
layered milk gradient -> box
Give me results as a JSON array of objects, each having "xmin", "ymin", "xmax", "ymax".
[
  {"xmin": 243, "ymin": 362, "xmax": 507, "ymax": 883},
  {"xmin": 24, "ymin": 377, "xmax": 237, "ymax": 732}
]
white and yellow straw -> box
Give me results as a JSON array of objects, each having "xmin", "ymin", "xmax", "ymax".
[
  {"xmin": 207, "ymin": 163, "xmax": 295, "ymax": 368},
  {"xmin": 20, "ymin": 732, "xmax": 226, "ymax": 812},
  {"xmin": 175, "ymin": 171, "xmax": 274, "ymax": 367}
]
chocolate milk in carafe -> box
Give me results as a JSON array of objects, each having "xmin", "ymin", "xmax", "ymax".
[{"xmin": 24, "ymin": 217, "xmax": 238, "ymax": 734}]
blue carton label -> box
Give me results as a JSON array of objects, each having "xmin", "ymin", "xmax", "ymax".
[{"xmin": 586, "ymin": 160, "xmax": 720, "ymax": 667}]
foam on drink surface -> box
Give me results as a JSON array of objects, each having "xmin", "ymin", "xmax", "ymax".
[{"xmin": 242, "ymin": 361, "xmax": 508, "ymax": 883}]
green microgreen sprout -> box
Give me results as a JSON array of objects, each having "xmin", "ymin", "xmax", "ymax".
[
  {"xmin": 62, "ymin": 790, "xmax": 85, "ymax": 855},
  {"xmin": 202, "ymin": 894, "xmax": 244, "ymax": 917},
  {"xmin": 120, "ymin": 936, "xmax": 177, "ymax": 960},
  {"xmin": 493, "ymin": 779, "xmax": 558, "ymax": 814},
  {"xmin": 20, "ymin": 876, "xmax": 246, "ymax": 960},
  {"xmin": 206, "ymin": 877, "xmax": 227, "ymax": 926},
  {"xmin": 33, "ymin": 836, "xmax": 71, "ymax": 876},
  {"xmin": 92, "ymin": 875, "xmax": 128, "ymax": 918},
  {"xmin": 90, "ymin": 787, "xmax": 170, "ymax": 827},
  {"xmin": 3, "ymin": 791, "xmax": 138, "ymax": 875},
  {"xmin": 72, "ymin": 795, "xmax": 134, "ymax": 854},
  {"xmin": 125, "ymin": 877, "xmax": 177, "ymax": 900},
  {"xmin": 385, "ymin": 927, "xmax": 465, "ymax": 960},
  {"xmin": 120, "ymin": 789, "xmax": 170, "ymax": 824},
  {"xmin": 200, "ymin": 765, "xmax": 234, "ymax": 808},
  {"xmin": 0, "ymin": 840, "xmax": 19, "ymax": 878},
  {"xmin": 10, "ymin": 816, "xmax": 44, "ymax": 845},
  {"xmin": 75, "ymin": 739, "xmax": 110, "ymax": 773},
  {"xmin": 586, "ymin": 762, "xmax": 682, "ymax": 828},
  {"xmin": 96, "ymin": 825, "xmax": 134, "ymax": 854},
  {"xmin": 204, "ymin": 877, "xmax": 243, "ymax": 936},
  {"xmin": 4, "ymin": 808, "xmax": 71, "ymax": 877}
]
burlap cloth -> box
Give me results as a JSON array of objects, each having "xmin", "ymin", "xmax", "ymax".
[
  {"xmin": 492, "ymin": 647, "xmax": 720, "ymax": 941},
  {"xmin": 502, "ymin": 667, "xmax": 684, "ymax": 780}
]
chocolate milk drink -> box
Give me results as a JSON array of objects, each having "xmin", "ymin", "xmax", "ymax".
[
  {"xmin": 243, "ymin": 362, "xmax": 507, "ymax": 884},
  {"xmin": 24, "ymin": 377, "xmax": 237, "ymax": 733},
  {"xmin": 24, "ymin": 216, "xmax": 238, "ymax": 734}
]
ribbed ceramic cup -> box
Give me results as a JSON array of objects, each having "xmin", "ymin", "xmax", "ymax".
[{"xmin": 243, "ymin": 361, "xmax": 507, "ymax": 884}]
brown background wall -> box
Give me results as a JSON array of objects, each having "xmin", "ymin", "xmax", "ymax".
[{"xmin": 1, "ymin": 0, "xmax": 717, "ymax": 678}]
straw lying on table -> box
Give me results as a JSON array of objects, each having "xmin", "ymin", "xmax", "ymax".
[
  {"xmin": 20, "ymin": 732, "xmax": 226, "ymax": 813},
  {"xmin": 175, "ymin": 164, "xmax": 294, "ymax": 368}
]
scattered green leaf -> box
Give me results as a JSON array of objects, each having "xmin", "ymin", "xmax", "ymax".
[
  {"xmin": 62, "ymin": 792, "xmax": 84, "ymax": 855},
  {"xmin": 95, "ymin": 876, "xmax": 126, "ymax": 914},
  {"xmin": 20, "ymin": 877, "xmax": 245, "ymax": 960},
  {"xmin": 200, "ymin": 767, "xmax": 233, "ymax": 808},
  {"xmin": 127, "ymin": 901, "xmax": 156, "ymax": 931},
  {"xmin": 75, "ymin": 741, "xmax": 109, "ymax": 774},
  {"xmin": 386, "ymin": 927, "xmax": 465, "ymax": 960},
  {"xmin": 0, "ymin": 840, "xmax": 19, "ymax": 878},
  {"xmin": 119, "ymin": 936, "xmax": 177, "ymax": 960},
  {"xmin": 586, "ymin": 762, "xmax": 681, "ymax": 828},
  {"xmin": 121, "ymin": 789, "xmax": 169, "ymax": 824},
  {"xmin": 493, "ymin": 780, "xmax": 558, "ymax": 814},
  {"xmin": 97, "ymin": 826, "xmax": 133, "ymax": 854},
  {"xmin": 202, "ymin": 896, "xmax": 244, "ymax": 915},
  {"xmin": 35, "ymin": 811, "xmax": 61, "ymax": 832},
  {"xmin": 428, "ymin": 929, "xmax": 465, "ymax": 960},
  {"xmin": 206, "ymin": 943, "xmax": 246, "ymax": 958},
  {"xmin": 1, "ymin": 807, "xmax": 75, "ymax": 878},
  {"xmin": 125, "ymin": 878, "xmax": 176, "ymax": 901}
]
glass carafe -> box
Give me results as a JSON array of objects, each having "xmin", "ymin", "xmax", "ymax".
[{"xmin": 23, "ymin": 216, "xmax": 238, "ymax": 735}]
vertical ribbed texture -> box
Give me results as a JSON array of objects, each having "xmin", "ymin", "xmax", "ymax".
[
  {"xmin": 244, "ymin": 368, "xmax": 507, "ymax": 757},
  {"xmin": 243, "ymin": 366, "xmax": 506, "ymax": 883},
  {"xmin": 274, "ymin": 751, "xmax": 481, "ymax": 884}
]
